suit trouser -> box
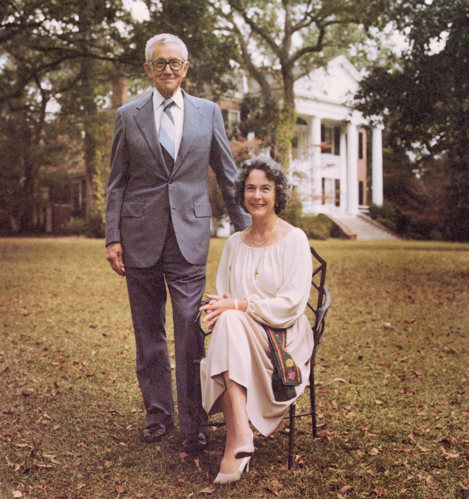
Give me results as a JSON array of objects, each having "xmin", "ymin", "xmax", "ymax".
[{"xmin": 124, "ymin": 220, "xmax": 208, "ymax": 435}]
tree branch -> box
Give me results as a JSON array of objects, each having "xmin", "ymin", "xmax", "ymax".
[{"xmin": 228, "ymin": 0, "xmax": 282, "ymax": 57}]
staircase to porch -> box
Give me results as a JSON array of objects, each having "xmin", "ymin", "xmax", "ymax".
[{"xmin": 327, "ymin": 214, "xmax": 400, "ymax": 240}]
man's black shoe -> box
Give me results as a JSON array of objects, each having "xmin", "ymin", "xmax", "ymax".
[
  {"xmin": 197, "ymin": 432, "xmax": 208, "ymax": 451},
  {"xmin": 182, "ymin": 432, "xmax": 208, "ymax": 455},
  {"xmin": 141, "ymin": 423, "xmax": 171, "ymax": 443}
]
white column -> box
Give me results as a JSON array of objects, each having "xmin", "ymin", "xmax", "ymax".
[
  {"xmin": 346, "ymin": 122, "xmax": 359, "ymax": 214},
  {"xmin": 310, "ymin": 116, "xmax": 322, "ymax": 209},
  {"xmin": 339, "ymin": 129, "xmax": 347, "ymax": 211},
  {"xmin": 372, "ymin": 126, "xmax": 384, "ymax": 206}
]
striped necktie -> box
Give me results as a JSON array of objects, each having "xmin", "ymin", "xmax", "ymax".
[{"xmin": 159, "ymin": 98, "xmax": 175, "ymax": 169}]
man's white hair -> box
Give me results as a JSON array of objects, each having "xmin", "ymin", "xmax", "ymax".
[{"xmin": 145, "ymin": 33, "xmax": 188, "ymax": 62}]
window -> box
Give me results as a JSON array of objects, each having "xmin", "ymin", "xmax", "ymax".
[
  {"xmin": 335, "ymin": 179, "xmax": 340, "ymax": 206},
  {"xmin": 321, "ymin": 124, "xmax": 341, "ymax": 155},
  {"xmin": 358, "ymin": 132, "xmax": 364, "ymax": 159},
  {"xmin": 321, "ymin": 125, "xmax": 332, "ymax": 153},
  {"xmin": 221, "ymin": 109, "xmax": 240, "ymax": 127},
  {"xmin": 322, "ymin": 178, "xmax": 334, "ymax": 205},
  {"xmin": 334, "ymin": 127, "xmax": 341, "ymax": 156},
  {"xmin": 293, "ymin": 118, "xmax": 308, "ymax": 160},
  {"xmin": 221, "ymin": 108, "xmax": 240, "ymax": 137}
]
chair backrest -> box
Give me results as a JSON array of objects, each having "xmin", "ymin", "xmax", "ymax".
[{"xmin": 307, "ymin": 246, "xmax": 331, "ymax": 355}]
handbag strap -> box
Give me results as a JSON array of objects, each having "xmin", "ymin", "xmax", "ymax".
[{"xmin": 262, "ymin": 325, "xmax": 302, "ymax": 386}]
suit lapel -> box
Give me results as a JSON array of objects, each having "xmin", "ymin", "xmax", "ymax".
[
  {"xmin": 172, "ymin": 91, "xmax": 203, "ymax": 177},
  {"xmin": 133, "ymin": 91, "xmax": 170, "ymax": 177}
]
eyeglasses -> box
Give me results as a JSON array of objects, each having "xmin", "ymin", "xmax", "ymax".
[{"xmin": 149, "ymin": 59, "xmax": 186, "ymax": 72}]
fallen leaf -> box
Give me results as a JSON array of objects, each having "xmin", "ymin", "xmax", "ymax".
[
  {"xmin": 194, "ymin": 457, "xmax": 203, "ymax": 473},
  {"xmin": 407, "ymin": 431, "xmax": 417, "ymax": 444},
  {"xmin": 199, "ymin": 487, "xmax": 216, "ymax": 495},
  {"xmin": 76, "ymin": 482, "xmax": 85, "ymax": 490},
  {"xmin": 334, "ymin": 378, "xmax": 348, "ymax": 384},
  {"xmin": 110, "ymin": 435, "xmax": 127, "ymax": 447},
  {"xmin": 417, "ymin": 444, "xmax": 429, "ymax": 452},
  {"xmin": 339, "ymin": 484, "xmax": 353, "ymax": 494},
  {"xmin": 43, "ymin": 452, "xmax": 60, "ymax": 464},
  {"xmin": 440, "ymin": 447, "xmax": 460, "ymax": 459},
  {"xmin": 115, "ymin": 484, "xmax": 124, "ymax": 494},
  {"xmin": 266, "ymin": 478, "xmax": 282, "ymax": 496},
  {"xmin": 443, "ymin": 346, "xmax": 457, "ymax": 354}
]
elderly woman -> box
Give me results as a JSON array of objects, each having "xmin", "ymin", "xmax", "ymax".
[{"xmin": 200, "ymin": 156, "xmax": 314, "ymax": 484}]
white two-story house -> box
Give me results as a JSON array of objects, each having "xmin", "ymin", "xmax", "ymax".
[{"xmin": 291, "ymin": 55, "xmax": 383, "ymax": 216}]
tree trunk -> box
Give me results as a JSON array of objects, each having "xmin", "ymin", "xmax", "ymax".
[
  {"xmin": 273, "ymin": 67, "xmax": 296, "ymax": 171},
  {"xmin": 19, "ymin": 155, "xmax": 35, "ymax": 233},
  {"xmin": 78, "ymin": 58, "xmax": 99, "ymax": 219}
]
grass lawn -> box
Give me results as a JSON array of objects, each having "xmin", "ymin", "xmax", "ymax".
[{"xmin": 1, "ymin": 237, "xmax": 468, "ymax": 498}]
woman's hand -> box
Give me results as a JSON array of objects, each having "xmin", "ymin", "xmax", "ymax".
[{"xmin": 199, "ymin": 293, "xmax": 234, "ymax": 330}]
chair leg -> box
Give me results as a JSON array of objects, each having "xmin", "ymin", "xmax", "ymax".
[
  {"xmin": 288, "ymin": 403, "xmax": 296, "ymax": 470},
  {"xmin": 310, "ymin": 369, "xmax": 317, "ymax": 438}
]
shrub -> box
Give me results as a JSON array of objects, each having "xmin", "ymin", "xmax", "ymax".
[
  {"xmin": 369, "ymin": 200, "xmax": 400, "ymax": 221},
  {"xmin": 282, "ymin": 190, "xmax": 303, "ymax": 226},
  {"xmin": 376, "ymin": 217, "xmax": 396, "ymax": 233},
  {"xmin": 85, "ymin": 211, "xmax": 105, "ymax": 238},
  {"xmin": 297, "ymin": 213, "xmax": 333, "ymax": 240},
  {"xmin": 370, "ymin": 201, "xmax": 408, "ymax": 235},
  {"xmin": 65, "ymin": 217, "xmax": 87, "ymax": 236}
]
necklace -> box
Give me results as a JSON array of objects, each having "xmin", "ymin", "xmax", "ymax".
[
  {"xmin": 249, "ymin": 217, "xmax": 280, "ymax": 247},
  {"xmin": 253, "ymin": 248, "xmax": 266, "ymax": 280}
]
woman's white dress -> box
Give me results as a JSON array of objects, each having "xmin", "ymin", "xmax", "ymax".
[{"xmin": 200, "ymin": 227, "xmax": 314, "ymax": 436}]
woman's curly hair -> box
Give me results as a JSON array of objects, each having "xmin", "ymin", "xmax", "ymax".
[
  {"xmin": 235, "ymin": 156, "xmax": 290, "ymax": 215},
  {"xmin": 234, "ymin": 155, "xmax": 290, "ymax": 215}
]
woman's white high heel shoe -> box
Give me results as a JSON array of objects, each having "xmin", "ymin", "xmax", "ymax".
[{"xmin": 213, "ymin": 456, "xmax": 251, "ymax": 484}]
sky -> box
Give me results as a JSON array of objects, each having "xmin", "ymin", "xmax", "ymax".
[{"xmin": 124, "ymin": 0, "xmax": 150, "ymax": 21}]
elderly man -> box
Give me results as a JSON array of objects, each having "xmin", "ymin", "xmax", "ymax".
[{"xmin": 105, "ymin": 33, "xmax": 250, "ymax": 454}]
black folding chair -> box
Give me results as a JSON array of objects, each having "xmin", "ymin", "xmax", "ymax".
[
  {"xmin": 197, "ymin": 246, "xmax": 331, "ymax": 469},
  {"xmin": 285, "ymin": 246, "xmax": 331, "ymax": 469}
]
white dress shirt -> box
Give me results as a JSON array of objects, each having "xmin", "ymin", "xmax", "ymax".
[{"xmin": 152, "ymin": 88, "xmax": 184, "ymax": 160}]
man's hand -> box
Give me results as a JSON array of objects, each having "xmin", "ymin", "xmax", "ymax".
[{"xmin": 106, "ymin": 242, "xmax": 125, "ymax": 276}]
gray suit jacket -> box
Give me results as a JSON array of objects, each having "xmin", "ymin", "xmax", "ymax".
[{"xmin": 105, "ymin": 89, "xmax": 250, "ymax": 267}]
